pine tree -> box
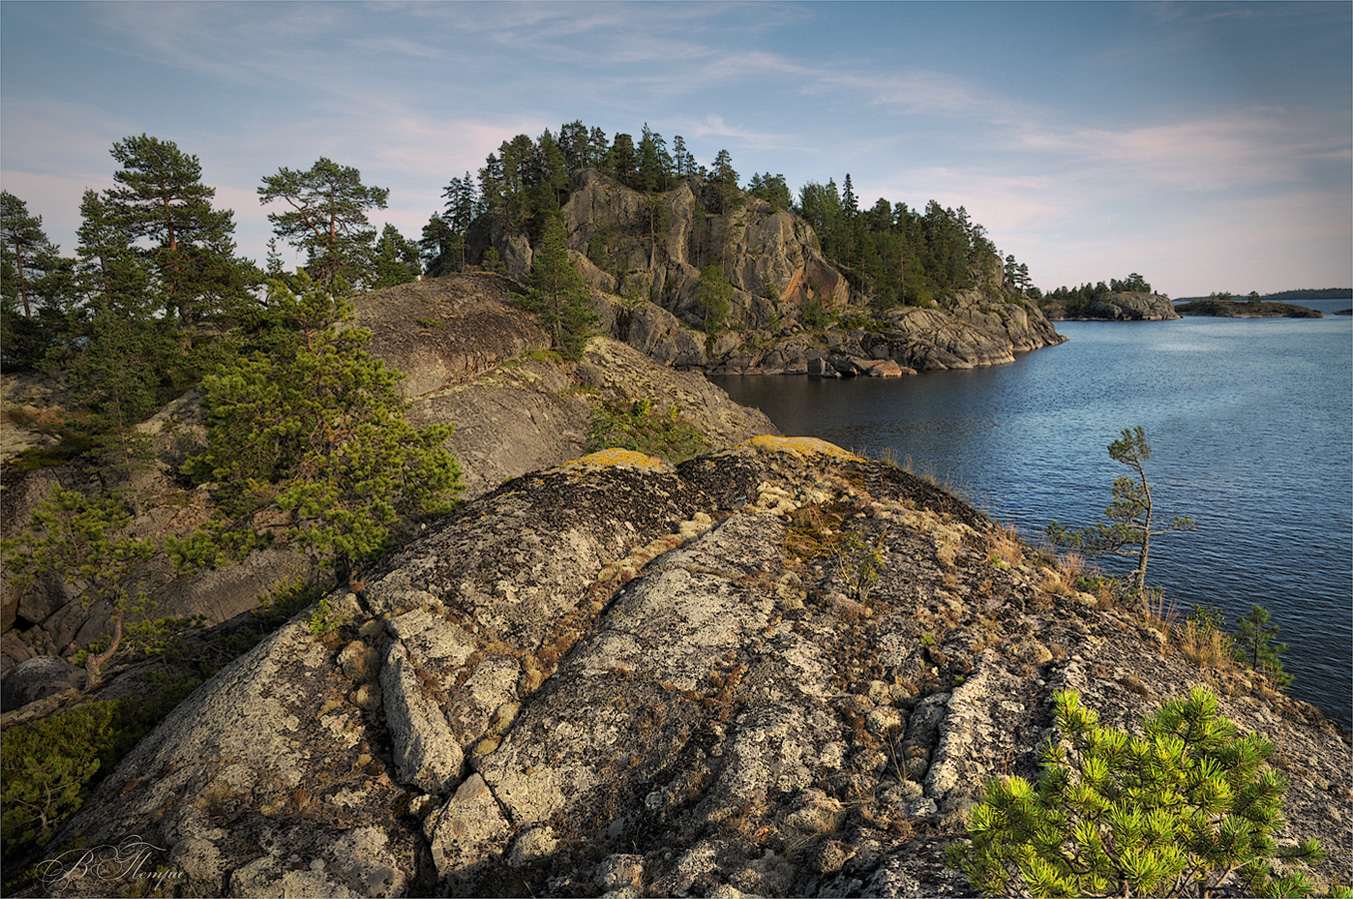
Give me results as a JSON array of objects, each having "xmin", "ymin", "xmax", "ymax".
[
  {"xmin": 420, "ymin": 213, "xmax": 461, "ymax": 278},
  {"xmin": 1, "ymin": 192, "xmax": 73, "ymax": 368},
  {"xmin": 2, "ymin": 486, "xmax": 156, "ymax": 688},
  {"xmin": 1048, "ymin": 426, "xmax": 1194, "ymax": 596},
  {"xmin": 518, "ymin": 214, "xmax": 597, "ymax": 361},
  {"xmin": 105, "ymin": 134, "xmax": 252, "ymax": 325},
  {"xmin": 258, "ymin": 158, "xmax": 389, "ymax": 291},
  {"xmin": 372, "ymin": 223, "xmax": 421, "ymax": 288},
  {"xmin": 184, "ymin": 275, "xmax": 462, "ymax": 585},
  {"xmin": 1233, "ymin": 604, "xmax": 1291, "ymax": 687},
  {"xmin": 949, "ymin": 687, "xmax": 1341, "ymax": 898},
  {"xmin": 62, "ymin": 189, "xmax": 175, "ymax": 469}
]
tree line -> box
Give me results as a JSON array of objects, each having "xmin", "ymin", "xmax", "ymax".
[{"xmin": 1039, "ymin": 272, "xmax": 1154, "ymax": 313}]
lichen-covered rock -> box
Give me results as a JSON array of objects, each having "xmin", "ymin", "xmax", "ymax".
[{"xmin": 42, "ymin": 440, "xmax": 1351, "ymax": 898}]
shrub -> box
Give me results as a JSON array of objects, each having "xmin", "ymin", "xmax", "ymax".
[
  {"xmin": 586, "ymin": 398, "xmax": 708, "ymax": 463},
  {"xmin": 1, "ymin": 678, "xmax": 200, "ymax": 873},
  {"xmin": 948, "ymin": 686, "xmax": 1343, "ymax": 898}
]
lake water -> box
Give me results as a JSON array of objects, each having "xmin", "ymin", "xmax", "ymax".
[{"xmin": 712, "ymin": 300, "xmax": 1353, "ymax": 727}]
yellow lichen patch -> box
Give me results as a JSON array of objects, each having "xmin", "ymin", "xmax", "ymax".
[
  {"xmin": 742, "ymin": 435, "xmax": 861, "ymax": 461},
  {"xmin": 563, "ymin": 448, "xmax": 667, "ymax": 470}
]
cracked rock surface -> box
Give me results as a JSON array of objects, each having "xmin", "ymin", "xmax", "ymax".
[{"xmin": 48, "ymin": 438, "xmax": 1352, "ymax": 898}]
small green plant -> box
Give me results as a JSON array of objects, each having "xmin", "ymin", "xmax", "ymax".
[
  {"xmin": 834, "ymin": 530, "xmax": 885, "ymax": 603},
  {"xmin": 1233, "ymin": 604, "xmax": 1292, "ymax": 689},
  {"xmin": 307, "ymin": 597, "xmax": 346, "ymax": 636},
  {"xmin": 948, "ymin": 686, "xmax": 1340, "ymax": 898},
  {"xmin": 586, "ymin": 398, "xmax": 709, "ymax": 463}
]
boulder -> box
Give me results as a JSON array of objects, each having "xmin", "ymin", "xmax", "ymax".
[{"xmin": 1, "ymin": 654, "xmax": 85, "ymax": 710}]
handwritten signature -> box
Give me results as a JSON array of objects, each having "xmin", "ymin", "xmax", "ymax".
[{"xmin": 37, "ymin": 836, "xmax": 184, "ymax": 891}]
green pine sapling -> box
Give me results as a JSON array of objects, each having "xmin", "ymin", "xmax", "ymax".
[{"xmin": 948, "ymin": 687, "xmax": 1345, "ymax": 898}]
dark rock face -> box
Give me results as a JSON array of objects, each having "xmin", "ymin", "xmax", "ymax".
[{"xmin": 49, "ymin": 439, "xmax": 1351, "ymax": 898}]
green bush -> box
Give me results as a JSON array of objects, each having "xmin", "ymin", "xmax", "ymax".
[
  {"xmin": 948, "ymin": 686, "xmax": 1344, "ymax": 898},
  {"xmin": 586, "ymin": 398, "xmax": 709, "ymax": 463},
  {"xmin": 1, "ymin": 677, "xmax": 200, "ymax": 873}
]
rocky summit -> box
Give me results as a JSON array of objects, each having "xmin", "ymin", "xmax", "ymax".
[{"xmin": 43, "ymin": 437, "xmax": 1351, "ymax": 898}]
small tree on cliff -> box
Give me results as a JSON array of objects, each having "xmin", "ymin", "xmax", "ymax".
[
  {"xmin": 2, "ymin": 487, "xmax": 155, "ymax": 688},
  {"xmin": 518, "ymin": 213, "xmax": 597, "ymax": 361},
  {"xmin": 182, "ymin": 274, "xmax": 463, "ymax": 585},
  {"xmin": 1048, "ymin": 426, "xmax": 1194, "ymax": 597}
]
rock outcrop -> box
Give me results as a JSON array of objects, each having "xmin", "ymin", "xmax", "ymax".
[
  {"xmin": 1047, "ymin": 291, "xmax": 1180, "ymax": 321},
  {"xmin": 41, "ymin": 438, "xmax": 1351, "ymax": 898},
  {"xmin": 475, "ymin": 170, "xmax": 1066, "ymax": 375},
  {"xmin": 0, "ymin": 274, "xmax": 775, "ymax": 684},
  {"xmin": 1175, "ymin": 298, "xmax": 1325, "ymax": 318}
]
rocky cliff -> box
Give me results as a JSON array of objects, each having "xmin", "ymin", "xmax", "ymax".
[
  {"xmin": 0, "ymin": 274, "xmax": 775, "ymax": 680},
  {"xmin": 475, "ymin": 171, "xmax": 1065, "ymax": 375},
  {"xmin": 35, "ymin": 438, "xmax": 1351, "ymax": 898}
]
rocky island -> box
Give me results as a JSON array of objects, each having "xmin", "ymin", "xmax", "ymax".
[
  {"xmin": 472, "ymin": 169, "xmax": 1066, "ymax": 377},
  {"xmin": 1174, "ymin": 298, "xmax": 1326, "ymax": 318},
  {"xmin": 1040, "ymin": 290, "xmax": 1180, "ymax": 322}
]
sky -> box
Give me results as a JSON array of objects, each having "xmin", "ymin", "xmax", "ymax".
[{"xmin": 1, "ymin": 1, "xmax": 1350, "ymax": 298}]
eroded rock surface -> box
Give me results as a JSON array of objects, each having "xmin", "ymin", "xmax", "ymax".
[
  {"xmin": 46, "ymin": 438, "xmax": 1352, "ymax": 898},
  {"xmin": 0, "ymin": 274, "xmax": 774, "ymax": 682}
]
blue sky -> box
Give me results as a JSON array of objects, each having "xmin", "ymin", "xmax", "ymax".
[{"xmin": 2, "ymin": 1, "xmax": 1349, "ymax": 297}]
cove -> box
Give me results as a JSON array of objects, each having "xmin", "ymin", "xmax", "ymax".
[{"xmin": 713, "ymin": 303, "xmax": 1353, "ymax": 727}]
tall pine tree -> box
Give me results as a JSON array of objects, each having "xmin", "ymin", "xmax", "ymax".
[
  {"xmin": 519, "ymin": 214, "xmax": 597, "ymax": 361},
  {"xmin": 259, "ymin": 158, "xmax": 389, "ymax": 291}
]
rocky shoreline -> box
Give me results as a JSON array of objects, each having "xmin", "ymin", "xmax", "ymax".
[{"xmin": 12, "ymin": 437, "xmax": 1348, "ymax": 898}]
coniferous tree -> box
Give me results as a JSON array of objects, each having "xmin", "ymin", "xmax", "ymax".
[
  {"xmin": 519, "ymin": 214, "xmax": 597, "ymax": 360},
  {"xmin": 258, "ymin": 157, "xmax": 389, "ymax": 291},
  {"xmin": 61, "ymin": 189, "xmax": 176, "ymax": 469},
  {"xmin": 1, "ymin": 192, "xmax": 74, "ymax": 368},
  {"xmin": 105, "ymin": 134, "xmax": 253, "ymax": 325},
  {"xmin": 420, "ymin": 213, "xmax": 461, "ymax": 278},
  {"xmin": 1233, "ymin": 604, "xmax": 1291, "ymax": 687},
  {"xmin": 608, "ymin": 133, "xmax": 637, "ymax": 188},
  {"xmin": 184, "ymin": 275, "xmax": 463, "ymax": 585},
  {"xmin": 372, "ymin": 224, "xmax": 421, "ymax": 288},
  {"xmin": 1048, "ymin": 426, "xmax": 1195, "ymax": 596},
  {"xmin": 950, "ymin": 687, "xmax": 1337, "ymax": 898}
]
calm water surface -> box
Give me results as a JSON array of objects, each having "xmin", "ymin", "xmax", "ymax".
[{"xmin": 713, "ymin": 301, "xmax": 1353, "ymax": 727}]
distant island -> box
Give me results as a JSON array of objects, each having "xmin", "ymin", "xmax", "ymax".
[
  {"xmin": 1173, "ymin": 297, "xmax": 1325, "ymax": 319},
  {"xmin": 1174, "ymin": 288, "xmax": 1351, "ymax": 303}
]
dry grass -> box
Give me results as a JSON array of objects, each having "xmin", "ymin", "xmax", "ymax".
[
  {"xmin": 1140, "ymin": 587, "xmax": 1180, "ymax": 634},
  {"xmin": 988, "ymin": 525, "xmax": 1025, "ymax": 568},
  {"xmin": 1177, "ymin": 618, "xmax": 1235, "ymax": 670}
]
